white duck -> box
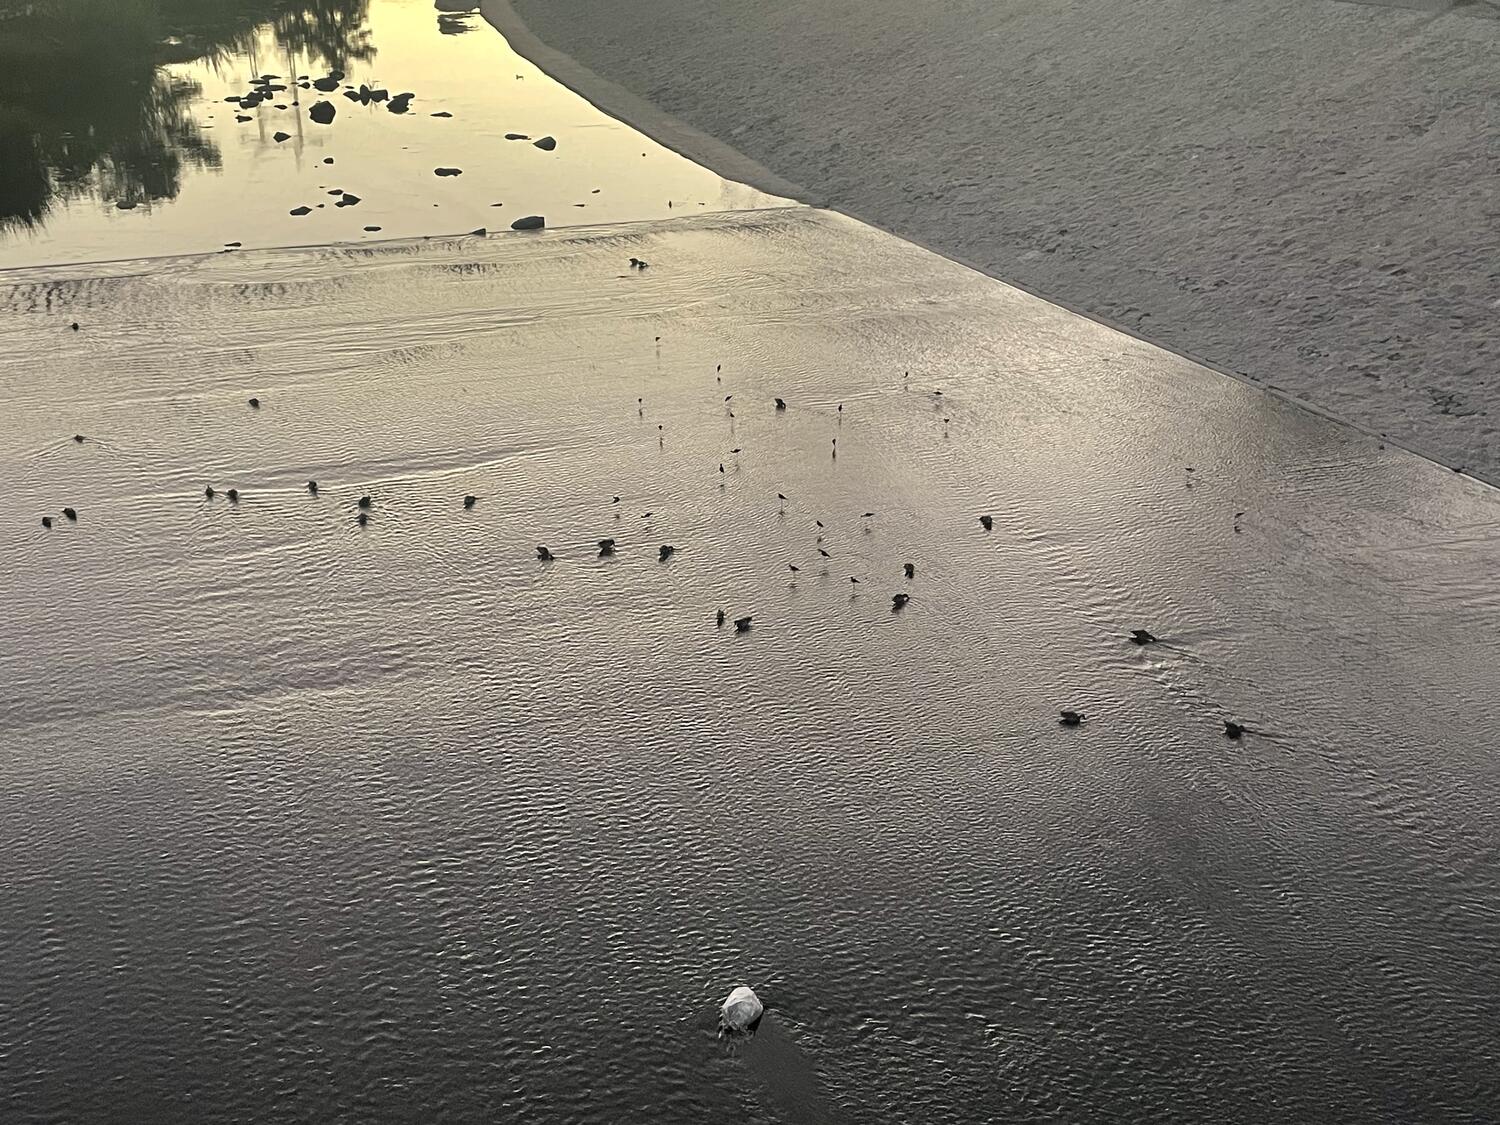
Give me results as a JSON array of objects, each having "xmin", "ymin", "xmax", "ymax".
[{"xmin": 719, "ymin": 985, "xmax": 764, "ymax": 1034}]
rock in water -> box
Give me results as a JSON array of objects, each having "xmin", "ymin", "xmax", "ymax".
[
  {"xmin": 510, "ymin": 214, "xmax": 545, "ymax": 231},
  {"xmin": 309, "ymin": 100, "xmax": 336, "ymax": 124},
  {"xmin": 387, "ymin": 93, "xmax": 414, "ymax": 113},
  {"xmin": 533, "ymin": 135, "xmax": 557, "ymax": 151},
  {"xmin": 289, "ymin": 206, "xmax": 312, "ymax": 216},
  {"xmin": 273, "ymin": 131, "xmax": 291, "ymax": 143},
  {"xmin": 434, "ymin": 167, "xmax": 463, "ymax": 177},
  {"xmin": 720, "ymin": 986, "xmax": 764, "ymax": 1033},
  {"xmin": 312, "ymin": 76, "xmax": 339, "ymax": 92}
]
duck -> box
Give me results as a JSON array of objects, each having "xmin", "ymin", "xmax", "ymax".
[
  {"xmin": 818, "ymin": 548, "xmax": 831, "ymax": 558},
  {"xmin": 980, "ymin": 515, "xmax": 993, "ymax": 530},
  {"xmin": 62, "ymin": 507, "xmax": 78, "ymax": 521},
  {"xmin": 205, "ymin": 485, "xmax": 216, "ymax": 499},
  {"xmin": 356, "ymin": 512, "xmax": 367, "ymax": 526},
  {"xmin": 1059, "ymin": 710, "xmax": 1085, "ymax": 727},
  {"xmin": 1224, "ymin": 720, "xmax": 1246, "ymax": 740},
  {"xmin": 892, "ymin": 593, "xmax": 909, "ymax": 610},
  {"xmin": 788, "ymin": 563, "xmax": 800, "ymax": 574},
  {"xmin": 357, "ymin": 496, "xmax": 371, "ymax": 510},
  {"xmin": 774, "ymin": 397, "xmax": 786, "ymax": 410},
  {"xmin": 536, "ymin": 546, "xmax": 554, "ymax": 561},
  {"xmin": 903, "ymin": 563, "xmax": 915, "ymax": 579},
  {"xmin": 1129, "ymin": 629, "xmax": 1159, "ymax": 646},
  {"xmin": 716, "ymin": 609, "xmax": 726, "ymax": 627},
  {"xmin": 72, "ymin": 434, "xmax": 85, "ymax": 444},
  {"xmin": 598, "ymin": 538, "xmax": 616, "ymax": 556},
  {"xmin": 248, "ymin": 397, "xmax": 260, "ymax": 409},
  {"xmin": 307, "ymin": 480, "xmax": 318, "ymax": 494},
  {"xmin": 734, "ymin": 616, "xmax": 753, "ymax": 633},
  {"xmin": 225, "ymin": 491, "xmax": 237, "ymax": 504},
  {"xmin": 463, "ymin": 495, "xmax": 477, "ymax": 509},
  {"xmin": 658, "ymin": 544, "xmax": 675, "ymax": 561},
  {"xmin": 41, "ymin": 516, "xmax": 53, "ymax": 528},
  {"xmin": 719, "ymin": 985, "xmax": 764, "ymax": 1035}
]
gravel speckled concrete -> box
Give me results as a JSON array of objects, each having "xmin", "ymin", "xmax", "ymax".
[{"xmin": 501, "ymin": 0, "xmax": 1500, "ymax": 481}]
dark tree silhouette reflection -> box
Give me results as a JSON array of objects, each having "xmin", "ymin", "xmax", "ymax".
[{"xmin": 0, "ymin": 0, "xmax": 371, "ymax": 231}]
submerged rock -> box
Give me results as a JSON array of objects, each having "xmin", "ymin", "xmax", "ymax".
[
  {"xmin": 504, "ymin": 133, "xmax": 529, "ymax": 141},
  {"xmin": 335, "ymin": 193, "xmax": 361, "ymax": 208},
  {"xmin": 533, "ymin": 135, "xmax": 557, "ymax": 151},
  {"xmin": 312, "ymin": 76, "xmax": 340, "ymax": 92},
  {"xmin": 387, "ymin": 92, "xmax": 414, "ymax": 113},
  {"xmin": 309, "ymin": 100, "xmax": 336, "ymax": 125},
  {"xmin": 430, "ymin": 111, "xmax": 453, "ymax": 118},
  {"xmin": 289, "ymin": 206, "xmax": 312, "ymax": 216},
  {"xmin": 434, "ymin": 167, "xmax": 463, "ymax": 177},
  {"xmin": 273, "ymin": 131, "xmax": 291, "ymax": 143},
  {"xmin": 720, "ymin": 986, "xmax": 763, "ymax": 1033},
  {"xmin": 510, "ymin": 214, "xmax": 545, "ymax": 231}
]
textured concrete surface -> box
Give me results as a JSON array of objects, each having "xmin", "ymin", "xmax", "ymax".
[{"xmin": 502, "ymin": 0, "xmax": 1500, "ymax": 480}]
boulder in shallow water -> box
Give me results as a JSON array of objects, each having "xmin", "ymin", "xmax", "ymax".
[
  {"xmin": 434, "ymin": 167, "xmax": 463, "ymax": 177},
  {"xmin": 313, "ymin": 76, "xmax": 340, "ymax": 92},
  {"xmin": 533, "ymin": 135, "xmax": 557, "ymax": 151},
  {"xmin": 309, "ymin": 100, "xmax": 336, "ymax": 125},
  {"xmin": 388, "ymin": 92, "xmax": 414, "ymax": 113},
  {"xmin": 289, "ymin": 206, "xmax": 312, "ymax": 216},
  {"xmin": 720, "ymin": 986, "xmax": 763, "ymax": 1033},
  {"xmin": 510, "ymin": 215, "xmax": 545, "ymax": 231},
  {"xmin": 273, "ymin": 131, "xmax": 291, "ymax": 143}
]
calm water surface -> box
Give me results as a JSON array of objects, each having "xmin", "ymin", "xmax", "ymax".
[
  {"xmin": 2, "ymin": 208, "xmax": 1497, "ymax": 1122},
  {"xmin": 0, "ymin": 0, "xmax": 782, "ymax": 268},
  {"xmin": 2, "ymin": 4, "xmax": 1498, "ymax": 1124}
]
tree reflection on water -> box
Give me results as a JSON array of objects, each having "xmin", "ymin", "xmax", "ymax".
[{"xmin": 0, "ymin": 0, "xmax": 371, "ymax": 231}]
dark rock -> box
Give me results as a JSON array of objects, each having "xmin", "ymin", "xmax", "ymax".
[
  {"xmin": 313, "ymin": 76, "xmax": 340, "ymax": 92},
  {"xmin": 225, "ymin": 241, "xmax": 242, "ymax": 247},
  {"xmin": 533, "ymin": 135, "xmax": 556, "ymax": 151},
  {"xmin": 335, "ymin": 193, "xmax": 361, "ymax": 208},
  {"xmin": 248, "ymin": 397, "xmax": 260, "ymax": 408},
  {"xmin": 510, "ymin": 214, "xmax": 545, "ymax": 231},
  {"xmin": 235, "ymin": 114, "xmax": 252, "ymax": 122},
  {"xmin": 470, "ymin": 228, "xmax": 486, "ymax": 236},
  {"xmin": 504, "ymin": 133, "xmax": 529, "ymax": 140},
  {"xmin": 343, "ymin": 90, "xmax": 361, "ymax": 101},
  {"xmin": 387, "ymin": 92, "xmax": 414, "ymax": 113},
  {"xmin": 309, "ymin": 100, "xmax": 336, "ymax": 125},
  {"xmin": 273, "ymin": 131, "xmax": 291, "ymax": 143},
  {"xmin": 322, "ymin": 157, "xmax": 335, "ymax": 165},
  {"xmin": 289, "ymin": 206, "xmax": 312, "ymax": 216},
  {"xmin": 430, "ymin": 111, "xmax": 453, "ymax": 118},
  {"xmin": 115, "ymin": 200, "xmax": 137, "ymax": 210},
  {"xmin": 434, "ymin": 167, "xmax": 462, "ymax": 176},
  {"xmin": 363, "ymin": 226, "xmax": 382, "ymax": 232}
]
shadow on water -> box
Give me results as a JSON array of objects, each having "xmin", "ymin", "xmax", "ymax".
[
  {"xmin": 730, "ymin": 1013, "xmax": 851, "ymax": 1125},
  {"xmin": 0, "ymin": 0, "xmax": 371, "ymax": 230}
]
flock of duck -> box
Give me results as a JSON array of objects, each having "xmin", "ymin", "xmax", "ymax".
[{"xmin": 38, "ymin": 355, "xmax": 1250, "ymax": 743}]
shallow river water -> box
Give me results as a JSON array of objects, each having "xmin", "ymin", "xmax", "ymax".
[{"xmin": 1, "ymin": 4, "xmax": 1498, "ymax": 1124}]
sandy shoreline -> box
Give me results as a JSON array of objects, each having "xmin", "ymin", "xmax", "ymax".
[{"xmin": 493, "ymin": 0, "xmax": 1500, "ymax": 484}]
